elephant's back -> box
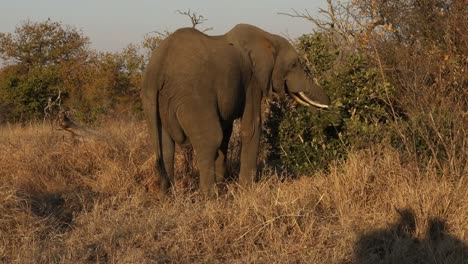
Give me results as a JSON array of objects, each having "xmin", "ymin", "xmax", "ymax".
[{"xmin": 160, "ymin": 28, "xmax": 241, "ymax": 81}]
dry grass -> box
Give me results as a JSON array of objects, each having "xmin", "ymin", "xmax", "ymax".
[{"xmin": 0, "ymin": 121, "xmax": 466, "ymax": 263}]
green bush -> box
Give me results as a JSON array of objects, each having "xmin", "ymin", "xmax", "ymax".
[
  {"xmin": 265, "ymin": 33, "xmax": 394, "ymax": 175},
  {"xmin": 0, "ymin": 19, "xmax": 146, "ymax": 124},
  {"xmin": 0, "ymin": 65, "xmax": 61, "ymax": 121}
]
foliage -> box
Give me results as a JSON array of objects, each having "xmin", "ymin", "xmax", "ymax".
[
  {"xmin": 0, "ymin": 19, "xmax": 148, "ymax": 123},
  {"xmin": 0, "ymin": 65, "xmax": 61, "ymax": 121},
  {"xmin": 0, "ymin": 19, "xmax": 89, "ymax": 67},
  {"xmin": 266, "ymin": 33, "xmax": 393, "ymax": 175},
  {"xmin": 266, "ymin": 0, "xmax": 466, "ymax": 177},
  {"xmin": 367, "ymin": 0, "xmax": 467, "ymax": 176},
  {"xmin": 0, "ymin": 20, "xmax": 89, "ymax": 122}
]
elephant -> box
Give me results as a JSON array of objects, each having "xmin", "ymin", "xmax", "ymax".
[{"xmin": 141, "ymin": 24, "xmax": 330, "ymax": 197}]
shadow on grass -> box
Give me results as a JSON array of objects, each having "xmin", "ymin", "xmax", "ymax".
[
  {"xmin": 17, "ymin": 191, "xmax": 83, "ymax": 232},
  {"xmin": 351, "ymin": 208, "xmax": 468, "ymax": 264}
]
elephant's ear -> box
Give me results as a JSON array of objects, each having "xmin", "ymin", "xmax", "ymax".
[{"xmin": 245, "ymin": 40, "xmax": 275, "ymax": 95}]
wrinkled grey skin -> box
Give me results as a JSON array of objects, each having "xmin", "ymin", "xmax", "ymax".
[{"xmin": 141, "ymin": 24, "xmax": 330, "ymax": 197}]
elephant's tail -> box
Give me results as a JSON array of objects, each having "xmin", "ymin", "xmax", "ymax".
[
  {"xmin": 141, "ymin": 37, "xmax": 175, "ymax": 193},
  {"xmin": 141, "ymin": 68, "xmax": 163, "ymax": 169}
]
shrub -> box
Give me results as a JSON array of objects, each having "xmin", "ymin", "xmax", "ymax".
[
  {"xmin": 265, "ymin": 0, "xmax": 467, "ymax": 178},
  {"xmin": 0, "ymin": 65, "xmax": 61, "ymax": 121},
  {"xmin": 0, "ymin": 19, "xmax": 146, "ymax": 124},
  {"xmin": 265, "ymin": 33, "xmax": 394, "ymax": 175}
]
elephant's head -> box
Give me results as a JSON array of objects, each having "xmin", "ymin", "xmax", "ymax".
[
  {"xmin": 270, "ymin": 36, "xmax": 330, "ymax": 109},
  {"xmin": 227, "ymin": 24, "xmax": 330, "ymax": 109}
]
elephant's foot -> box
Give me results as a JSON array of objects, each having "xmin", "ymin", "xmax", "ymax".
[
  {"xmin": 238, "ymin": 170, "xmax": 256, "ymax": 189},
  {"xmin": 158, "ymin": 177, "xmax": 173, "ymax": 199},
  {"xmin": 158, "ymin": 190, "xmax": 169, "ymax": 201},
  {"xmin": 200, "ymin": 184, "xmax": 218, "ymax": 199}
]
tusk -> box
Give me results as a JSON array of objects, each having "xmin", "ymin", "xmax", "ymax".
[
  {"xmin": 290, "ymin": 93, "xmax": 311, "ymax": 106},
  {"xmin": 298, "ymin": 92, "xmax": 329, "ymax": 109}
]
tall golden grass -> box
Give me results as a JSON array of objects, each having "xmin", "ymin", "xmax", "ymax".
[{"xmin": 0, "ymin": 121, "xmax": 466, "ymax": 263}]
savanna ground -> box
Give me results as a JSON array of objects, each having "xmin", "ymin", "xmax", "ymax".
[{"xmin": 0, "ymin": 120, "xmax": 466, "ymax": 263}]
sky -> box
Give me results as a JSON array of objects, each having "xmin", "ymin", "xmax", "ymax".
[{"xmin": 0, "ymin": 0, "xmax": 326, "ymax": 52}]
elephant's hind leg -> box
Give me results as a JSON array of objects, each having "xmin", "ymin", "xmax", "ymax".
[
  {"xmin": 194, "ymin": 134, "xmax": 222, "ymax": 197},
  {"xmin": 189, "ymin": 129, "xmax": 223, "ymax": 197},
  {"xmin": 215, "ymin": 122, "xmax": 233, "ymax": 184},
  {"xmin": 158, "ymin": 128, "xmax": 175, "ymax": 196},
  {"xmin": 178, "ymin": 104, "xmax": 223, "ymax": 197}
]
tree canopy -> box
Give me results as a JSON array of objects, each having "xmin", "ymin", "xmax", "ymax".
[
  {"xmin": 0, "ymin": 19, "xmax": 89, "ymax": 67},
  {"xmin": 0, "ymin": 19, "xmax": 156, "ymax": 123}
]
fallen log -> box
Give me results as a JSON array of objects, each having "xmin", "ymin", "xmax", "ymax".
[{"xmin": 57, "ymin": 111, "xmax": 107, "ymax": 141}]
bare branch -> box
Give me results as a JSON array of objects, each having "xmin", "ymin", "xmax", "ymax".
[
  {"xmin": 278, "ymin": 9, "xmax": 332, "ymax": 32},
  {"xmin": 175, "ymin": 9, "xmax": 213, "ymax": 33},
  {"xmin": 43, "ymin": 90, "xmax": 63, "ymax": 122},
  {"xmin": 279, "ymin": 0, "xmax": 387, "ymax": 50},
  {"xmin": 176, "ymin": 9, "xmax": 207, "ymax": 29}
]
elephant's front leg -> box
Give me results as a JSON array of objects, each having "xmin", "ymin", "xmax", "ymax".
[
  {"xmin": 239, "ymin": 121, "xmax": 261, "ymax": 187},
  {"xmin": 239, "ymin": 90, "xmax": 262, "ymax": 187}
]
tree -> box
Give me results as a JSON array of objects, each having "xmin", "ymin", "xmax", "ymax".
[
  {"xmin": 0, "ymin": 19, "xmax": 89, "ymax": 67},
  {"xmin": 0, "ymin": 19, "xmax": 90, "ymax": 122}
]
